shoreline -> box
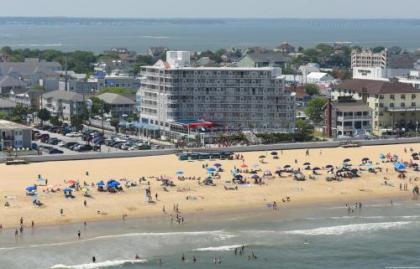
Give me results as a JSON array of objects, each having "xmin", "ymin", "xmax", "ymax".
[{"xmin": 0, "ymin": 189, "xmax": 412, "ymax": 231}]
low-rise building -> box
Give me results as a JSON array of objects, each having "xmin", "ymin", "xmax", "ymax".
[
  {"xmin": 41, "ymin": 90, "xmax": 85, "ymax": 120},
  {"xmin": 0, "ymin": 120, "xmax": 32, "ymax": 150},
  {"xmin": 238, "ymin": 51, "xmax": 290, "ymax": 69},
  {"xmin": 306, "ymin": 72, "xmax": 335, "ymax": 84},
  {"xmin": 96, "ymin": 93, "xmax": 136, "ymax": 118},
  {"xmin": 0, "ymin": 98, "xmax": 17, "ymax": 116},
  {"xmin": 324, "ymin": 98, "xmax": 372, "ymax": 138},
  {"xmin": 331, "ymin": 79, "xmax": 419, "ymax": 135}
]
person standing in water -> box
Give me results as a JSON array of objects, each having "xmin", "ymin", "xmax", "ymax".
[{"xmin": 92, "ymin": 256, "xmax": 96, "ymax": 263}]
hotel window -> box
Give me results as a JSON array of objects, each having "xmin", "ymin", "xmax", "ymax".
[
  {"xmin": 412, "ymin": 102, "xmax": 416, "ymax": 107},
  {"xmin": 401, "ymin": 103, "xmax": 405, "ymax": 107},
  {"xmin": 401, "ymin": 94, "xmax": 406, "ymax": 99},
  {"xmin": 390, "ymin": 103, "xmax": 394, "ymax": 108},
  {"xmin": 412, "ymin": 94, "xmax": 417, "ymax": 99},
  {"xmin": 390, "ymin": 95, "xmax": 395, "ymax": 100},
  {"xmin": 379, "ymin": 95, "xmax": 384, "ymax": 99}
]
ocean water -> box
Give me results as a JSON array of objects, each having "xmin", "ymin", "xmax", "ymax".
[
  {"xmin": 0, "ymin": 18, "xmax": 420, "ymax": 52},
  {"xmin": 1, "ymin": 199, "xmax": 420, "ymax": 269}
]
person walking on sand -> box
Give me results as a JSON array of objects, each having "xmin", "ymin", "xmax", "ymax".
[
  {"xmin": 60, "ymin": 208, "xmax": 64, "ymax": 216},
  {"xmin": 92, "ymin": 256, "xmax": 96, "ymax": 263},
  {"xmin": 84, "ymin": 200, "xmax": 87, "ymax": 207},
  {"xmin": 77, "ymin": 230, "xmax": 81, "ymax": 239}
]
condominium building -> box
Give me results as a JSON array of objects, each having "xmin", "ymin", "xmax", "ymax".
[
  {"xmin": 138, "ymin": 51, "xmax": 295, "ymax": 140},
  {"xmin": 351, "ymin": 49, "xmax": 387, "ymax": 69},
  {"xmin": 331, "ymin": 79, "xmax": 419, "ymax": 135}
]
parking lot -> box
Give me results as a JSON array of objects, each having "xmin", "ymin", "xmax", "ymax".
[{"xmin": 32, "ymin": 124, "xmax": 170, "ymax": 156}]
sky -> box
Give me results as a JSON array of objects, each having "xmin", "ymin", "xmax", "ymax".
[{"xmin": 0, "ymin": 0, "xmax": 419, "ymax": 19}]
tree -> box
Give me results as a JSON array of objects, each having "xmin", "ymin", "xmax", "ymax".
[
  {"xmin": 372, "ymin": 46, "xmax": 385, "ymax": 53},
  {"xmin": 294, "ymin": 119, "xmax": 314, "ymax": 142},
  {"xmin": 37, "ymin": 108, "xmax": 51, "ymax": 125},
  {"xmin": 90, "ymin": 97, "xmax": 111, "ymax": 115},
  {"xmin": 98, "ymin": 87, "xmax": 136, "ymax": 96},
  {"xmin": 304, "ymin": 84, "xmax": 320, "ymax": 96},
  {"xmin": 70, "ymin": 115, "xmax": 84, "ymax": 131},
  {"xmin": 304, "ymin": 97, "xmax": 328, "ymax": 124},
  {"xmin": 49, "ymin": 116, "xmax": 61, "ymax": 126},
  {"xmin": 110, "ymin": 117, "xmax": 120, "ymax": 133},
  {"xmin": 10, "ymin": 105, "xmax": 31, "ymax": 123}
]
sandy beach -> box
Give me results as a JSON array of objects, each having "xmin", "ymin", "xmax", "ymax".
[{"xmin": 1, "ymin": 143, "xmax": 419, "ymax": 229}]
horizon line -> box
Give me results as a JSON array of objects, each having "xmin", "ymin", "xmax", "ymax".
[{"xmin": 0, "ymin": 16, "xmax": 419, "ymax": 20}]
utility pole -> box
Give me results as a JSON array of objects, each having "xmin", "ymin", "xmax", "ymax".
[{"xmin": 64, "ymin": 56, "xmax": 68, "ymax": 92}]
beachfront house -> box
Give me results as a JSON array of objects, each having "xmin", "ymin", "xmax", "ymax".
[
  {"xmin": 331, "ymin": 79, "xmax": 420, "ymax": 135},
  {"xmin": 95, "ymin": 92, "xmax": 136, "ymax": 118},
  {"xmin": 41, "ymin": 90, "xmax": 85, "ymax": 120},
  {"xmin": 324, "ymin": 98, "xmax": 373, "ymax": 138},
  {"xmin": 0, "ymin": 120, "xmax": 32, "ymax": 150}
]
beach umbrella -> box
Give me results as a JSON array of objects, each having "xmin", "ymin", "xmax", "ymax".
[
  {"xmin": 284, "ymin": 165, "xmax": 291, "ymax": 168},
  {"xmin": 379, "ymin": 153, "xmax": 386, "ymax": 160},
  {"xmin": 312, "ymin": 167, "xmax": 321, "ymax": 170},
  {"xmin": 96, "ymin": 181, "xmax": 105, "ymax": 187},
  {"xmin": 343, "ymin": 158, "xmax": 351, "ymax": 163},
  {"xmin": 412, "ymin": 153, "xmax": 418, "ymax": 157},
  {"xmin": 259, "ymin": 155, "xmax": 266, "ymax": 159},
  {"xmin": 413, "ymin": 163, "xmax": 419, "ymax": 167},
  {"xmin": 67, "ymin": 179, "xmax": 77, "ymax": 185},
  {"xmin": 303, "ymin": 162, "xmax": 311, "ymax": 166},
  {"xmin": 207, "ymin": 167, "xmax": 216, "ymax": 172},
  {"xmin": 394, "ymin": 162, "xmax": 406, "ymax": 171},
  {"xmin": 25, "ymin": 185, "xmax": 36, "ymax": 192},
  {"xmin": 251, "ymin": 174, "xmax": 259, "ymax": 179},
  {"xmin": 214, "ymin": 163, "xmax": 222, "ymax": 167},
  {"xmin": 325, "ymin": 165, "xmax": 333, "ymax": 169},
  {"xmin": 240, "ymin": 164, "xmax": 248, "ymax": 168},
  {"xmin": 176, "ymin": 170, "xmax": 184, "ymax": 176},
  {"xmin": 271, "ymin": 152, "xmax": 278, "ymax": 156},
  {"xmin": 362, "ymin": 157, "xmax": 370, "ymax": 162},
  {"xmin": 63, "ymin": 188, "xmax": 73, "ymax": 193},
  {"xmin": 252, "ymin": 164, "xmax": 259, "ymax": 169}
]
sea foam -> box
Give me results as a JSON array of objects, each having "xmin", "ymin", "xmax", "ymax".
[
  {"xmin": 50, "ymin": 259, "xmax": 146, "ymax": 269},
  {"xmin": 285, "ymin": 221, "xmax": 412, "ymax": 236},
  {"xmin": 194, "ymin": 244, "xmax": 243, "ymax": 252}
]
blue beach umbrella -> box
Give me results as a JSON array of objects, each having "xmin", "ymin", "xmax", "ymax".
[
  {"xmin": 25, "ymin": 185, "xmax": 36, "ymax": 192},
  {"xmin": 394, "ymin": 162, "xmax": 406, "ymax": 171},
  {"xmin": 176, "ymin": 170, "xmax": 184, "ymax": 176},
  {"xmin": 207, "ymin": 167, "xmax": 216, "ymax": 172},
  {"xmin": 96, "ymin": 181, "xmax": 105, "ymax": 187},
  {"xmin": 63, "ymin": 188, "xmax": 73, "ymax": 193}
]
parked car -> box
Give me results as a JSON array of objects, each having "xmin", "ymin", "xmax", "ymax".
[
  {"xmin": 39, "ymin": 134, "xmax": 50, "ymax": 143},
  {"xmin": 62, "ymin": 142, "xmax": 78, "ymax": 149},
  {"xmin": 49, "ymin": 148, "xmax": 64, "ymax": 154},
  {"xmin": 48, "ymin": 137, "xmax": 61, "ymax": 145},
  {"xmin": 75, "ymin": 144, "xmax": 93, "ymax": 152},
  {"xmin": 65, "ymin": 132, "xmax": 82, "ymax": 137}
]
